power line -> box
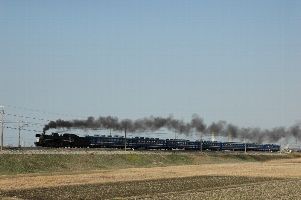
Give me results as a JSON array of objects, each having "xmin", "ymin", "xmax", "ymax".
[
  {"xmin": 3, "ymin": 121, "xmax": 44, "ymax": 126},
  {"xmin": 5, "ymin": 113, "xmax": 51, "ymax": 122},
  {"xmin": 3, "ymin": 104, "xmax": 68, "ymax": 115},
  {"xmin": 1, "ymin": 104, "xmax": 117, "ymax": 147},
  {"xmin": 3, "ymin": 104, "xmax": 88, "ymax": 119},
  {"xmin": 6, "ymin": 126, "xmax": 41, "ymax": 133},
  {"xmin": 6, "ymin": 125, "xmax": 105, "ymax": 133},
  {"xmin": 0, "ymin": 104, "xmax": 85, "ymax": 148}
]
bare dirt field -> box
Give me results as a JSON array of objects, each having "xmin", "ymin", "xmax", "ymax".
[
  {"xmin": 0, "ymin": 153, "xmax": 300, "ymax": 199},
  {"xmin": 135, "ymin": 179, "xmax": 301, "ymax": 200}
]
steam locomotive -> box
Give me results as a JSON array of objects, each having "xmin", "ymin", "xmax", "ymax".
[{"xmin": 35, "ymin": 133, "xmax": 281, "ymax": 152}]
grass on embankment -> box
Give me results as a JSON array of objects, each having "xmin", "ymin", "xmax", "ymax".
[{"xmin": 0, "ymin": 152, "xmax": 300, "ymax": 175}]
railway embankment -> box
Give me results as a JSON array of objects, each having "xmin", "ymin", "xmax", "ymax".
[{"xmin": 0, "ymin": 150, "xmax": 300, "ymax": 175}]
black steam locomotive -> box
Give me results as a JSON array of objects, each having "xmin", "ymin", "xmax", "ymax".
[{"xmin": 35, "ymin": 133, "xmax": 281, "ymax": 152}]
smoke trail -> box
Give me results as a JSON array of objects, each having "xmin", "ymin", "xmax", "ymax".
[
  {"xmin": 290, "ymin": 124, "xmax": 301, "ymax": 140},
  {"xmin": 167, "ymin": 118, "xmax": 191, "ymax": 135},
  {"xmin": 269, "ymin": 127, "xmax": 287, "ymax": 142},
  {"xmin": 43, "ymin": 115, "xmax": 301, "ymax": 143},
  {"xmin": 225, "ymin": 124, "xmax": 239, "ymax": 141},
  {"xmin": 207, "ymin": 121, "xmax": 226, "ymax": 136},
  {"xmin": 191, "ymin": 114, "xmax": 206, "ymax": 132},
  {"xmin": 43, "ymin": 116, "xmax": 193, "ymax": 135}
]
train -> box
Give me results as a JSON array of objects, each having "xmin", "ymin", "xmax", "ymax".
[{"xmin": 35, "ymin": 132, "xmax": 281, "ymax": 152}]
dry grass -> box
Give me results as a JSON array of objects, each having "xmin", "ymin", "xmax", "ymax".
[
  {"xmin": 0, "ymin": 157, "xmax": 300, "ymax": 191},
  {"xmin": 0, "ymin": 154, "xmax": 300, "ymax": 199}
]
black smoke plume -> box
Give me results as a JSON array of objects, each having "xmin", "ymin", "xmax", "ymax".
[
  {"xmin": 43, "ymin": 115, "xmax": 301, "ymax": 144},
  {"xmin": 43, "ymin": 115, "xmax": 193, "ymax": 135},
  {"xmin": 191, "ymin": 114, "xmax": 206, "ymax": 132}
]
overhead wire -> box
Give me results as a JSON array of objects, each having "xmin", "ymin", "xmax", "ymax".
[
  {"xmin": 5, "ymin": 126, "xmax": 41, "ymax": 133},
  {"xmin": 2, "ymin": 120, "xmax": 45, "ymax": 126},
  {"xmin": 1, "ymin": 103, "xmax": 109, "ymax": 147},
  {"xmin": 5, "ymin": 113, "xmax": 51, "ymax": 122},
  {"xmin": 3, "ymin": 104, "xmax": 88, "ymax": 119}
]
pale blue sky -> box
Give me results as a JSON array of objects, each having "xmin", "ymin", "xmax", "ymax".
[{"xmin": 1, "ymin": 0, "xmax": 301, "ymax": 145}]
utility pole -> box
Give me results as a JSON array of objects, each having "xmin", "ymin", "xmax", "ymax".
[
  {"xmin": 18, "ymin": 121, "xmax": 28, "ymax": 148},
  {"xmin": 124, "ymin": 128, "xmax": 127, "ymax": 151},
  {"xmin": 244, "ymin": 137, "xmax": 247, "ymax": 154},
  {"xmin": 0, "ymin": 106, "xmax": 4, "ymax": 151},
  {"xmin": 18, "ymin": 121, "xmax": 21, "ymax": 148},
  {"xmin": 200, "ymin": 132, "xmax": 203, "ymax": 152}
]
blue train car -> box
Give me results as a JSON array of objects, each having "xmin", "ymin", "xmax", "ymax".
[{"xmin": 35, "ymin": 133, "xmax": 281, "ymax": 152}]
